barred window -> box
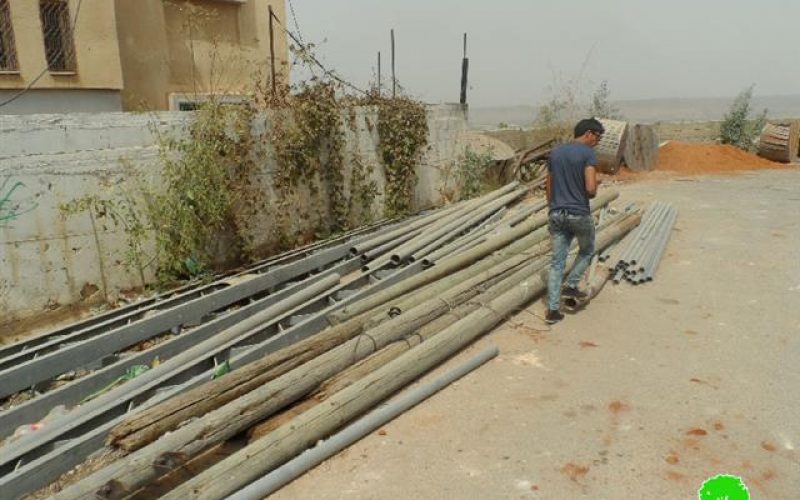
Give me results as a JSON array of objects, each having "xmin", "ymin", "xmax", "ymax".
[
  {"xmin": 0, "ymin": 0, "xmax": 17, "ymax": 71},
  {"xmin": 39, "ymin": 0, "xmax": 76, "ymax": 72}
]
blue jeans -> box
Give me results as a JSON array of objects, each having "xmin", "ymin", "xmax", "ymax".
[{"xmin": 547, "ymin": 210, "xmax": 595, "ymax": 311}]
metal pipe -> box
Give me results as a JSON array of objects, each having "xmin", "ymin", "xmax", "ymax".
[
  {"xmin": 637, "ymin": 204, "xmax": 673, "ymax": 282},
  {"xmin": 643, "ymin": 209, "xmax": 677, "ymax": 281},
  {"xmin": 421, "ymin": 206, "xmax": 509, "ymax": 266},
  {"xmin": 410, "ymin": 189, "xmax": 525, "ymax": 262},
  {"xmin": 624, "ymin": 202, "xmax": 665, "ymax": 259},
  {"xmin": 410, "ymin": 207, "xmax": 498, "ymax": 262},
  {"xmin": 348, "ymin": 205, "xmax": 460, "ymax": 256},
  {"xmin": 361, "ymin": 228, "xmax": 422, "ymax": 263},
  {"xmin": 225, "ymin": 347, "xmax": 498, "ymax": 500},
  {"xmin": 635, "ymin": 207, "xmax": 671, "ymax": 271},
  {"xmin": 636, "ymin": 206, "xmax": 673, "ymax": 273},
  {"xmin": 389, "ymin": 184, "xmax": 523, "ymax": 264},
  {"xmin": 614, "ymin": 202, "xmax": 660, "ymax": 266},
  {"xmin": 625, "ymin": 202, "xmax": 670, "ymax": 266},
  {"xmin": 636, "ymin": 205, "xmax": 674, "ymax": 272},
  {"xmin": 621, "ymin": 201, "xmax": 665, "ymax": 265},
  {"xmin": 603, "ymin": 203, "xmax": 643, "ymax": 266},
  {"xmin": 616, "ymin": 202, "xmax": 658, "ymax": 258}
]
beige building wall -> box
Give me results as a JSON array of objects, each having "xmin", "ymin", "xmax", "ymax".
[
  {"xmin": 0, "ymin": 0, "xmax": 123, "ymax": 91},
  {"xmin": 114, "ymin": 0, "xmax": 289, "ymax": 111}
]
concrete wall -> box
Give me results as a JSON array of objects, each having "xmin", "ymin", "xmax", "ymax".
[
  {"xmin": 0, "ymin": 89, "xmax": 122, "ymax": 114},
  {"xmin": 0, "ymin": 0, "xmax": 124, "ymax": 93},
  {"xmin": 114, "ymin": 0, "xmax": 289, "ymax": 111},
  {"xmin": 0, "ymin": 104, "xmax": 467, "ymax": 326}
]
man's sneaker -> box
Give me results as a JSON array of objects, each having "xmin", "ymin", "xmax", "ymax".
[
  {"xmin": 562, "ymin": 286, "xmax": 589, "ymax": 301},
  {"xmin": 545, "ymin": 309, "xmax": 564, "ymax": 324}
]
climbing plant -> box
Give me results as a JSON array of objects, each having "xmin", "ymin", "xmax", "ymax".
[
  {"xmin": 61, "ymin": 192, "xmax": 152, "ymax": 290},
  {"xmin": 262, "ymin": 80, "xmax": 349, "ymax": 244},
  {"xmin": 151, "ymin": 100, "xmax": 265, "ymax": 280},
  {"xmin": 59, "ymin": 35, "xmax": 430, "ymax": 288},
  {"xmin": 370, "ymin": 95, "xmax": 429, "ymax": 216}
]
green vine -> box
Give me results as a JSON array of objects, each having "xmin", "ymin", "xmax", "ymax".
[
  {"xmin": 348, "ymin": 150, "xmax": 379, "ymax": 226},
  {"xmin": 60, "ymin": 190, "xmax": 151, "ymax": 290},
  {"xmin": 60, "ymin": 45, "xmax": 429, "ymax": 291},
  {"xmin": 265, "ymin": 81, "xmax": 349, "ymax": 246},
  {"xmin": 371, "ymin": 96, "xmax": 429, "ymax": 216}
]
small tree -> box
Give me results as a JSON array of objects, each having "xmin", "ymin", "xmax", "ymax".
[
  {"xmin": 720, "ymin": 85, "xmax": 767, "ymax": 152},
  {"xmin": 588, "ymin": 80, "xmax": 623, "ymax": 120}
]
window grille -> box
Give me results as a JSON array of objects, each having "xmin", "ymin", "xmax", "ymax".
[
  {"xmin": 39, "ymin": 0, "xmax": 76, "ymax": 72},
  {"xmin": 0, "ymin": 0, "xmax": 17, "ymax": 71}
]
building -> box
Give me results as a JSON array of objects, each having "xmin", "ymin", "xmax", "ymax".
[
  {"xmin": 0, "ymin": 0, "xmax": 124, "ymax": 113},
  {"xmin": 0, "ymin": 0, "xmax": 288, "ymax": 114}
]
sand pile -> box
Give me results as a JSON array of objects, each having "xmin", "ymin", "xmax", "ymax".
[{"xmin": 654, "ymin": 141, "xmax": 782, "ymax": 174}]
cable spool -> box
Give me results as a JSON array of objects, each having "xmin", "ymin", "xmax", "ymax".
[
  {"xmin": 757, "ymin": 122, "xmax": 800, "ymax": 163},
  {"xmin": 595, "ymin": 119, "xmax": 628, "ymax": 174},
  {"xmin": 623, "ymin": 124, "xmax": 660, "ymax": 172}
]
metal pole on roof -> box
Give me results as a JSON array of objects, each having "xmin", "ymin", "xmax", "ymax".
[
  {"xmin": 377, "ymin": 51, "xmax": 381, "ymax": 95},
  {"xmin": 391, "ymin": 28, "xmax": 396, "ymax": 97},
  {"xmin": 268, "ymin": 6, "xmax": 277, "ymax": 96},
  {"xmin": 460, "ymin": 33, "xmax": 469, "ymax": 105}
]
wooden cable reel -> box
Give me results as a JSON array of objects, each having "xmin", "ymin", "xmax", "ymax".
[
  {"xmin": 623, "ymin": 124, "xmax": 659, "ymax": 172},
  {"xmin": 757, "ymin": 122, "xmax": 800, "ymax": 163}
]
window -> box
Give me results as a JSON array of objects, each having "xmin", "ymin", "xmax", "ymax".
[
  {"xmin": 0, "ymin": 0, "xmax": 17, "ymax": 71},
  {"xmin": 39, "ymin": 0, "xmax": 76, "ymax": 72},
  {"xmin": 169, "ymin": 93, "xmax": 249, "ymax": 111}
]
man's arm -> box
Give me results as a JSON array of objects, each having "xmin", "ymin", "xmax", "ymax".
[{"xmin": 585, "ymin": 165, "xmax": 598, "ymax": 199}]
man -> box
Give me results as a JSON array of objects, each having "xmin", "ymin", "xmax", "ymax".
[{"xmin": 544, "ymin": 118, "xmax": 604, "ymax": 324}]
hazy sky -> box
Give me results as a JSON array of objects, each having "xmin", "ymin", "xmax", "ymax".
[{"xmin": 287, "ymin": 0, "xmax": 799, "ymax": 108}]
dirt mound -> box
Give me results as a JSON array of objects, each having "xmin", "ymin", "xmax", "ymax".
[{"xmin": 655, "ymin": 141, "xmax": 782, "ymax": 174}]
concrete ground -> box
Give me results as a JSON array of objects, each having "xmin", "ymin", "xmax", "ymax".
[{"xmin": 272, "ymin": 169, "xmax": 800, "ymax": 499}]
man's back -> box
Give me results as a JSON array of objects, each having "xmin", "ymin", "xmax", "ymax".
[{"xmin": 547, "ymin": 142, "xmax": 596, "ymax": 216}]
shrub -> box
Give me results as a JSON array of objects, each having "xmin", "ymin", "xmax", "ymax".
[
  {"xmin": 588, "ymin": 80, "xmax": 623, "ymax": 120},
  {"xmin": 720, "ymin": 85, "xmax": 767, "ymax": 152}
]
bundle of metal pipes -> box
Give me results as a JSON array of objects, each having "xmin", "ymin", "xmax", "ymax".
[
  {"xmin": 601, "ymin": 201, "xmax": 677, "ymax": 284},
  {"xmin": 0, "ymin": 184, "xmax": 640, "ymax": 500}
]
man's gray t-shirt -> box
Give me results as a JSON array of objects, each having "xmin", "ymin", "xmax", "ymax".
[{"xmin": 547, "ymin": 142, "xmax": 596, "ymax": 216}]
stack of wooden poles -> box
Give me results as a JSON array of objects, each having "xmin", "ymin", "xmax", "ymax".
[{"xmin": 49, "ymin": 186, "xmax": 640, "ymax": 500}]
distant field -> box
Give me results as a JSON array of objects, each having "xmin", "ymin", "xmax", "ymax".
[
  {"xmin": 468, "ymin": 94, "xmax": 800, "ymax": 130},
  {"xmin": 484, "ymin": 120, "xmax": 796, "ymax": 152}
]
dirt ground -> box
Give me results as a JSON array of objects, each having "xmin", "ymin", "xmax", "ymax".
[{"xmin": 271, "ymin": 168, "xmax": 800, "ymax": 499}]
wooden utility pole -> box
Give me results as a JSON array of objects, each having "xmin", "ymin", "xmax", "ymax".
[
  {"xmin": 268, "ymin": 6, "xmax": 277, "ymax": 95},
  {"xmin": 377, "ymin": 51, "xmax": 382, "ymax": 95},
  {"xmin": 460, "ymin": 33, "xmax": 469, "ymax": 105},
  {"xmin": 390, "ymin": 29, "xmax": 396, "ymax": 97}
]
